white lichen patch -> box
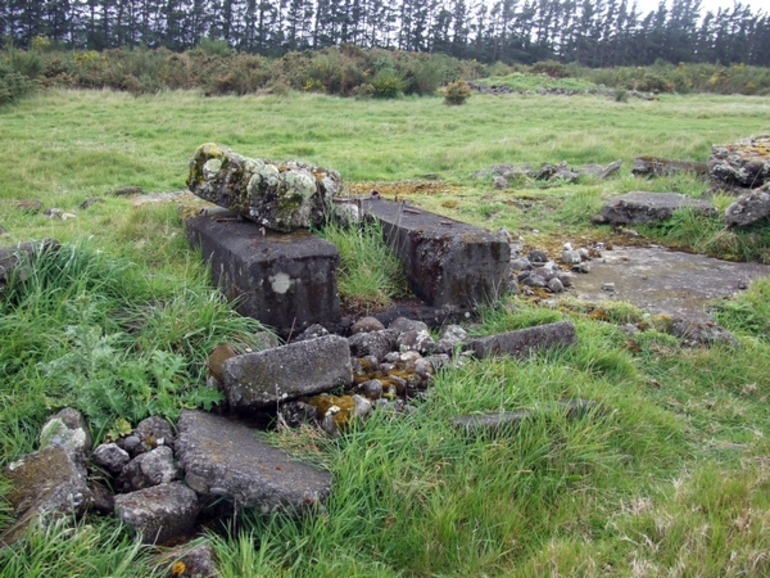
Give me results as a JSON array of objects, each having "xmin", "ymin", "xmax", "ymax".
[
  {"xmin": 203, "ymin": 159, "xmax": 222, "ymax": 179},
  {"xmin": 269, "ymin": 272, "xmax": 292, "ymax": 294}
]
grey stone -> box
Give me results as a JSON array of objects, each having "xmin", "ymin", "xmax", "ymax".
[
  {"xmin": 632, "ymin": 156, "xmax": 709, "ymax": 177},
  {"xmin": 118, "ymin": 434, "xmax": 143, "ymax": 457},
  {"xmin": 451, "ymin": 399, "xmax": 599, "ymax": 435},
  {"xmin": 187, "ymin": 143, "xmax": 342, "ymax": 233},
  {"xmin": 397, "ymin": 329, "xmax": 435, "ymax": 354},
  {"xmin": 293, "ymin": 323, "xmax": 329, "ymax": 342},
  {"xmin": 279, "ymin": 401, "xmax": 319, "ymax": 428},
  {"xmin": 319, "ymin": 414, "xmax": 340, "ymax": 437},
  {"xmin": 528, "ymin": 250, "xmax": 548, "ymax": 263},
  {"xmin": 223, "ymin": 335, "xmax": 352, "ymax": 410},
  {"xmin": 548, "ymin": 277, "xmax": 565, "ymax": 293},
  {"xmin": 424, "ymin": 353, "xmax": 451, "ymax": 372},
  {"xmin": 348, "ymin": 329, "xmax": 397, "ymax": 359},
  {"xmin": 358, "ymin": 379, "xmax": 384, "ymax": 399},
  {"xmin": 388, "ymin": 317, "xmax": 429, "ymax": 334},
  {"xmin": 175, "ymin": 410, "xmax": 332, "ymax": 513},
  {"xmin": 351, "ymin": 394, "xmax": 373, "ymax": 418},
  {"xmin": 464, "ymin": 321, "xmax": 577, "ymax": 359},
  {"xmin": 93, "ymin": 443, "xmax": 130, "ymax": 474},
  {"xmin": 561, "ymin": 249, "xmax": 581, "ymax": 264},
  {"xmin": 724, "ymin": 186, "xmax": 770, "ymax": 228},
  {"xmin": 118, "ymin": 446, "xmax": 179, "ymax": 491},
  {"xmin": 350, "ymin": 316, "xmax": 386, "ymax": 334},
  {"xmin": 509, "ymin": 257, "xmax": 532, "ymax": 271},
  {"xmin": 186, "ymin": 211, "xmax": 340, "ymax": 337},
  {"xmin": 362, "ymin": 198, "xmax": 510, "ymax": 308},
  {"xmin": 114, "ymin": 482, "xmax": 200, "ymax": 545},
  {"xmin": 135, "ymin": 416, "xmax": 175, "ymax": 450},
  {"xmin": 709, "ymin": 136, "xmax": 770, "ymax": 189},
  {"xmin": 40, "ymin": 408, "xmax": 92, "ymax": 453},
  {"xmin": 670, "ymin": 318, "xmax": 740, "ymax": 348},
  {"xmin": 594, "ymin": 191, "xmax": 717, "ymax": 225},
  {"xmin": 518, "ymin": 271, "xmax": 547, "ymax": 288},
  {"xmin": 2, "ymin": 446, "xmax": 93, "ymax": 543},
  {"xmin": 159, "ymin": 542, "xmax": 219, "ymax": 578}
]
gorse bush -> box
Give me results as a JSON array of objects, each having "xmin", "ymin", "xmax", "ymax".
[{"xmin": 443, "ymin": 78, "xmax": 472, "ymax": 105}]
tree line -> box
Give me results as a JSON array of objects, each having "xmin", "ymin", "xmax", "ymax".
[{"xmin": 1, "ymin": 0, "xmax": 769, "ymax": 67}]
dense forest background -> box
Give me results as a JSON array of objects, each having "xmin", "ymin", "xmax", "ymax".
[{"xmin": 1, "ymin": 0, "xmax": 768, "ymax": 67}]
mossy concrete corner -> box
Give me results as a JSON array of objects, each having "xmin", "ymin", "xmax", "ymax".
[
  {"xmin": 186, "ymin": 208, "xmax": 340, "ymax": 336},
  {"xmin": 361, "ymin": 198, "xmax": 511, "ymax": 309}
]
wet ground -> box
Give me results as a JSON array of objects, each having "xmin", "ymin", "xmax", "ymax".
[{"xmin": 569, "ymin": 245, "xmax": 770, "ymax": 322}]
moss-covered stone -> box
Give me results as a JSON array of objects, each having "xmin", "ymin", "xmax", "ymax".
[{"xmin": 187, "ymin": 143, "xmax": 343, "ymax": 233}]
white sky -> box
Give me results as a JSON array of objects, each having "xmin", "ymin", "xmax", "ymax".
[{"xmin": 633, "ymin": 0, "xmax": 767, "ymax": 17}]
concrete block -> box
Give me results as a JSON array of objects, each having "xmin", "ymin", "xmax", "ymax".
[
  {"xmin": 361, "ymin": 198, "xmax": 510, "ymax": 309},
  {"xmin": 464, "ymin": 321, "xmax": 577, "ymax": 359},
  {"xmin": 186, "ymin": 210, "xmax": 340, "ymax": 336},
  {"xmin": 175, "ymin": 411, "xmax": 332, "ymax": 514},
  {"xmin": 114, "ymin": 482, "xmax": 200, "ymax": 544},
  {"xmin": 222, "ymin": 335, "xmax": 352, "ymax": 410},
  {"xmin": 593, "ymin": 191, "xmax": 717, "ymax": 226}
]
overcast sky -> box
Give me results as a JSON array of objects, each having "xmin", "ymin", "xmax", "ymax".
[{"xmin": 633, "ymin": 0, "xmax": 767, "ymax": 17}]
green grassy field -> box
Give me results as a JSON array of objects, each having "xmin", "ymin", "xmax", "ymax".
[{"xmin": 2, "ymin": 89, "xmax": 770, "ymax": 577}]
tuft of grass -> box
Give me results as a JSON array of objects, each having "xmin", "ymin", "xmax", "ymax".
[{"xmin": 315, "ymin": 219, "xmax": 409, "ymax": 311}]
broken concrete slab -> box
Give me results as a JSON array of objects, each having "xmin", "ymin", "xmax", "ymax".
[
  {"xmin": 709, "ymin": 136, "xmax": 770, "ymax": 189},
  {"xmin": 222, "ymin": 335, "xmax": 352, "ymax": 410},
  {"xmin": 114, "ymin": 482, "xmax": 200, "ymax": 545},
  {"xmin": 175, "ymin": 411, "xmax": 332, "ymax": 514},
  {"xmin": 187, "ymin": 143, "xmax": 342, "ymax": 232},
  {"xmin": 451, "ymin": 399, "xmax": 599, "ymax": 435},
  {"xmin": 361, "ymin": 198, "xmax": 510, "ymax": 309},
  {"xmin": 632, "ymin": 156, "xmax": 709, "ymax": 177},
  {"xmin": 2, "ymin": 445, "xmax": 93, "ymax": 544},
  {"xmin": 186, "ymin": 209, "xmax": 340, "ymax": 337},
  {"xmin": 463, "ymin": 321, "xmax": 577, "ymax": 359},
  {"xmin": 569, "ymin": 245, "xmax": 770, "ymax": 323},
  {"xmin": 724, "ymin": 186, "xmax": 770, "ymax": 228},
  {"xmin": 593, "ymin": 191, "xmax": 717, "ymax": 226}
]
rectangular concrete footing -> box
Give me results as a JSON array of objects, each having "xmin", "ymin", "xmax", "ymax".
[
  {"xmin": 361, "ymin": 198, "xmax": 510, "ymax": 309},
  {"xmin": 186, "ymin": 210, "xmax": 340, "ymax": 336}
]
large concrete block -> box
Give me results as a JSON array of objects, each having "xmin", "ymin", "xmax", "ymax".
[
  {"xmin": 222, "ymin": 335, "xmax": 352, "ymax": 410},
  {"xmin": 175, "ymin": 411, "xmax": 332, "ymax": 514},
  {"xmin": 593, "ymin": 191, "xmax": 717, "ymax": 226},
  {"xmin": 186, "ymin": 210, "xmax": 340, "ymax": 336},
  {"xmin": 464, "ymin": 321, "xmax": 577, "ymax": 359},
  {"xmin": 361, "ymin": 198, "xmax": 510, "ymax": 309}
]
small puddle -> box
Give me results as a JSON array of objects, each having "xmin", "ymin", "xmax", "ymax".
[{"xmin": 569, "ymin": 245, "xmax": 770, "ymax": 322}]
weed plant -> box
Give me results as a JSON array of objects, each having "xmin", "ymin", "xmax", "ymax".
[{"xmin": 0, "ymin": 89, "xmax": 770, "ymax": 576}]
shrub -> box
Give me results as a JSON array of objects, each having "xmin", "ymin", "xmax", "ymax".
[
  {"xmin": 443, "ymin": 78, "xmax": 472, "ymax": 105},
  {"xmin": 371, "ymin": 68, "xmax": 403, "ymax": 99},
  {"xmin": 614, "ymin": 88, "xmax": 629, "ymax": 102},
  {"xmin": 531, "ymin": 59, "xmax": 567, "ymax": 78}
]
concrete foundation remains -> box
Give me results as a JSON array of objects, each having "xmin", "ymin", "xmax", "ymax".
[
  {"xmin": 186, "ymin": 209, "xmax": 340, "ymax": 336},
  {"xmin": 361, "ymin": 198, "xmax": 511, "ymax": 309}
]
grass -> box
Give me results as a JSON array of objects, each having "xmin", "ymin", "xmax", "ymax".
[{"xmin": 1, "ymin": 88, "xmax": 770, "ymax": 576}]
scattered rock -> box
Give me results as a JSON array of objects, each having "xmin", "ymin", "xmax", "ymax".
[
  {"xmin": 350, "ymin": 316, "xmax": 386, "ymax": 334},
  {"xmin": 0, "ymin": 238, "xmax": 60, "ymax": 290},
  {"xmin": 451, "ymin": 399, "xmax": 599, "ymax": 435},
  {"xmin": 93, "ymin": 443, "xmax": 131, "ymax": 474},
  {"xmin": 2, "ymin": 446, "xmax": 93, "ymax": 544},
  {"xmin": 175, "ymin": 410, "xmax": 332, "ymax": 514},
  {"xmin": 709, "ymin": 136, "xmax": 770, "ymax": 189},
  {"xmin": 348, "ymin": 329, "xmax": 397, "ymax": 359},
  {"xmin": 724, "ymin": 185, "xmax": 770, "ymax": 228},
  {"xmin": 593, "ymin": 191, "xmax": 717, "ymax": 225},
  {"xmin": 187, "ymin": 143, "xmax": 342, "ymax": 233},
  {"xmin": 158, "ymin": 541, "xmax": 219, "ymax": 578},
  {"xmin": 39, "ymin": 408, "xmax": 92, "ymax": 453},
  {"xmin": 632, "ymin": 156, "xmax": 709, "ymax": 177},
  {"xmin": 79, "ymin": 197, "xmax": 104, "ymax": 210},
  {"xmin": 474, "ymin": 160, "xmax": 622, "ymax": 188},
  {"xmin": 669, "ymin": 318, "xmax": 740, "ymax": 348},
  {"xmin": 114, "ymin": 482, "xmax": 199, "ymax": 545},
  {"xmin": 293, "ymin": 323, "xmax": 330, "ymax": 342},
  {"xmin": 222, "ymin": 335, "xmax": 352, "ymax": 410},
  {"xmin": 464, "ymin": 321, "xmax": 577, "ymax": 359}
]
